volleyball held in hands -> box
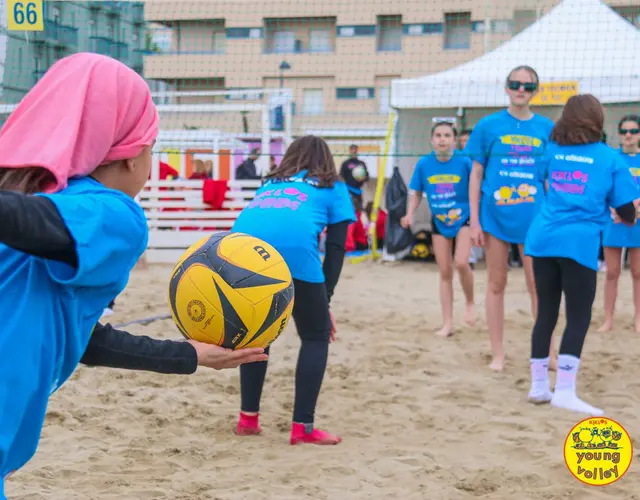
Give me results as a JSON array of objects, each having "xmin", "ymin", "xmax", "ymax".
[
  {"xmin": 168, "ymin": 231, "xmax": 294, "ymax": 349},
  {"xmin": 352, "ymin": 164, "xmax": 367, "ymax": 182}
]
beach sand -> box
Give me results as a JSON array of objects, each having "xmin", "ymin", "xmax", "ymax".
[{"xmin": 7, "ymin": 261, "xmax": 640, "ymax": 500}]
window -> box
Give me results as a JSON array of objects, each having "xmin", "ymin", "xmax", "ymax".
[
  {"xmin": 490, "ymin": 20, "xmax": 511, "ymax": 34},
  {"xmin": 212, "ymin": 30, "xmax": 225, "ymax": 53},
  {"xmin": 513, "ymin": 9, "xmax": 537, "ymax": 34},
  {"xmin": 337, "ymin": 25, "xmax": 376, "ymax": 37},
  {"xmin": 444, "ymin": 12, "xmax": 471, "ymax": 50},
  {"xmin": 273, "ymin": 31, "xmax": 295, "ymax": 53},
  {"xmin": 302, "ymin": 89, "xmax": 324, "ymax": 115},
  {"xmin": 379, "ymin": 87, "xmax": 390, "ymax": 114},
  {"xmin": 336, "ymin": 88, "xmax": 375, "ymax": 99},
  {"xmin": 613, "ymin": 6, "xmax": 640, "ymax": 28},
  {"xmin": 309, "ymin": 29, "xmax": 331, "ymax": 52},
  {"xmin": 377, "ymin": 15, "xmax": 402, "ymax": 51}
]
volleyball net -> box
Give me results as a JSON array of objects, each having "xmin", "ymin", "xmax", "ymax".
[{"xmin": 1, "ymin": 0, "xmax": 639, "ymax": 256}]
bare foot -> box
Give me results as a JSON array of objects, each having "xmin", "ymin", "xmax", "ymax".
[
  {"xmin": 464, "ymin": 303, "xmax": 476, "ymax": 327},
  {"xmin": 548, "ymin": 355, "xmax": 558, "ymax": 372},
  {"xmin": 598, "ymin": 321, "xmax": 613, "ymax": 333},
  {"xmin": 489, "ymin": 357, "xmax": 505, "ymax": 372},
  {"xmin": 436, "ymin": 325, "xmax": 453, "ymax": 337}
]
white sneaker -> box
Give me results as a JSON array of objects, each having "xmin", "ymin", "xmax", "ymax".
[{"xmin": 551, "ymin": 390, "xmax": 604, "ymax": 416}]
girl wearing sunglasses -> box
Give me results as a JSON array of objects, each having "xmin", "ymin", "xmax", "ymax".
[
  {"xmin": 600, "ymin": 114, "xmax": 640, "ymax": 332},
  {"xmin": 466, "ymin": 66, "xmax": 554, "ymax": 371}
]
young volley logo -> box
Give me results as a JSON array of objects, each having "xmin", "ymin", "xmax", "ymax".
[{"xmin": 564, "ymin": 417, "xmax": 632, "ymax": 486}]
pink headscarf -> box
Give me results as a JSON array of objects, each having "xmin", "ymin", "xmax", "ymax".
[{"xmin": 0, "ymin": 52, "xmax": 159, "ymax": 192}]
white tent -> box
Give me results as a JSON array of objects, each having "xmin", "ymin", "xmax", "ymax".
[{"xmin": 391, "ymin": 0, "xmax": 640, "ymax": 109}]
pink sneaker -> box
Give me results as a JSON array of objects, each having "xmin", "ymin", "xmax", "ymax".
[
  {"xmin": 290, "ymin": 422, "xmax": 341, "ymax": 445},
  {"xmin": 235, "ymin": 412, "xmax": 261, "ymax": 436}
]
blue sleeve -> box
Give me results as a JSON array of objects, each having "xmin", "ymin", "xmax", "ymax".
[
  {"xmin": 327, "ymin": 182, "xmax": 357, "ymax": 225},
  {"xmin": 538, "ymin": 147, "xmax": 551, "ymax": 181},
  {"xmin": 408, "ymin": 159, "xmax": 425, "ymax": 192},
  {"xmin": 40, "ymin": 191, "xmax": 148, "ymax": 288},
  {"xmin": 465, "ymin": 120, "xmax": 488, "ymax": 166},
  {"xmin": 607, "ymin": 153, "xmax": 639, "ymax": 209},
  {"xmin": 465, "ymin": 157, "xmax": 473, "ymax": 177}
]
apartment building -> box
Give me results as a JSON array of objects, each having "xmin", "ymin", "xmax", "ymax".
[
  {"xmin": 1, "ymin": 1, "xmax": 148, "ymax": 104},
  {"xmin": 143, "ymin": 0, "xmax": 639, "ymax": 138}
]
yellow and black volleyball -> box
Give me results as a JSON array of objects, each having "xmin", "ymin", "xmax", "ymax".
[{"xmin": 168, "ymin": 231, "xmax": 294, "ymax": 350}]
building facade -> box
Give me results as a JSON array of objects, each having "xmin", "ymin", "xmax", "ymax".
[
  {"xmin": 144, "ymin": 0, "xmax": 640, "ymax": 137},
  {"xmin": 1, "ymin": 1, "xmax": 148, "ymax": 104}
]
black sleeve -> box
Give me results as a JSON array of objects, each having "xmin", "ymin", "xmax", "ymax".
[
  {"xmin": 322, "ymin": 220, "xmax": 350, "ymax": 305},
  {"xmin": 361, "ymin": 160, "xmax": 371, "ymax": 181},
  {"xmin": 615, "ymin": 202, "xmax": 637, "ymax": 224},
  {"xmin": 81, "ymin": 322, "xmax": 198, "ymax": 375},
  {"xmin": 0, "ymin": 191, "xmax": 78, "ymax": 267},
  {"xmin": 339, "ymin": 161, "xmax": 348, "ymax": 179}
]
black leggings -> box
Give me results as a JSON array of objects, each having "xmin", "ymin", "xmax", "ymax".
[
  {"xmin": 240, "ymin": 279, "xmax": 332, "ymax": 424},
  {"xmin": 531, "ymin": 257, "xmax": 597, "ymax": 359}
]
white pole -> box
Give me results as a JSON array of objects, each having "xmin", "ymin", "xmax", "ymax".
[
  {"xmin": 284, "ymin": 90, "xmax": 293, "ymax": 148},
  {"xmin": 213, "ymin": 136, "xmax": 220, "ymax": 179},
  {"xmin": 179, "ymin": 149, "xmax": 186, "ymax": 178},
  {"xmin": 260, "ymin": 105, "xmax": 271, "ymax": 176},
  {"xmin": 151, "ymin": 151, "xmax": 160, "ymax": 181}
]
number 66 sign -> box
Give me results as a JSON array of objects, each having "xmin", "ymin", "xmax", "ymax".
[{"xmin": 7, "ymin": 0, "xmax": 44, "ymax": 31}]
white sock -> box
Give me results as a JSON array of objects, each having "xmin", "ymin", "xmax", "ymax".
[
  {"xmin": 552, "ymin": 354, "xmax": 604, "ymax": 416},
  {"xmin": 529, "ymin": 357, "xmax": 552, "ymax": 403}
]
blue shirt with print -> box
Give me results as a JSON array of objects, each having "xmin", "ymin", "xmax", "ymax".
[
  {"xmin": 466, "ymin": 110, "xmax": 554, "ymax": 244},
  {"xmin": 0, "ymin": 177, "xmax": 148, "ymax": 496},
  {"xmin": 232, "ymin": 171, "xmax": 356, "ymax": 283},
  {"xmin": 525, "ymin": 143, "xmax": 639, "ymax": 271},
  {"xmin": 409, "ymin": 152, "xmax": 472, "ymax": 239},
  {"xmin": 602, "ymin": 152, "xmax": 640, "ymax": 248}
]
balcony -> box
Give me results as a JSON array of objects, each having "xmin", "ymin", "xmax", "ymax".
[
  {"xmin": 90, "ymin": 37, "xmax": 129, "ymax": 62},
  {"xmin": 33, "ymin": 69, "xmax": 47, "ymax": 85},
  {"xmin": 34, "ymin": 19, "xmax": 79, "ymax": 48},
  {"xmin": 131, "ymin": 49, "xmax": 153, "ymax": 73},
  {"xmin": 264, "ymin": 17, "xmax": 336, "ymax": 55},
  {"xmin": 132, "ymin": 3, "xmax": 145, "ymax": 24},
  {"xmin": 102, "ymin": 2, "xmax": 122, "ymax": 16}
]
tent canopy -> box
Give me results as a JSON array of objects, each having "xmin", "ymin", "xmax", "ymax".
[{"xmin": 391, "ymin": 0, "xmax": 640, "ymax": 109}]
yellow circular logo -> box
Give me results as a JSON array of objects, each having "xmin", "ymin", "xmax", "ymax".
[{"xmin": 564, "ymin": 417, "xmax": 633, "ymax": 486}]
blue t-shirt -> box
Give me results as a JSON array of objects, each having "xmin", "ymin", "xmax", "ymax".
[
  {"xmin": 231, "ymin": 171, "xmax": 356, "ymax": 283},
  {"xmin": 602, "ymin": 152, "xmax": 640, "ymax": 248},
  {"xmin": 466, "ymin": 110, "xmax": 555, "ymax": 244},
  {"xmin": 525, "ymin": 143, "xmax": 639, "ymax": 271},
  {"xmin": 409, "ymin": 152, "xmax": 472, "ymax": 239},
  {"xmin": 0, "ymin": 177, "xmax": 148, "ymax": 492}
]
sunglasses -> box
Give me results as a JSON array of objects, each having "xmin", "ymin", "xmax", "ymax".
[
  {"xmin": 619, "ymin": 128, "xmax": 640, "ymax": 135},
  {"xmin": 506, "ymin": 80, "xmax": 538, "ymax": 93}
]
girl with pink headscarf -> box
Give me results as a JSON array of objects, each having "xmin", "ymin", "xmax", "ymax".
[{"xmin": 0, "ymin": 54, "xmax": 266, "ymax": 497}]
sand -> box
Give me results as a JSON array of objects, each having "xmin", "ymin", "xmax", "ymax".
[{"xmin": 6, "ymin": 260, "xmax": 640, "ymax": 500}]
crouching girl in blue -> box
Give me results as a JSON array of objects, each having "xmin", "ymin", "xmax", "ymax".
[
  {"xmin": 231, "ymin": 135, "xmax": 356, "ymax": 446},
  {"xmin": 0, "ymin": 53, "xmax": 266, "ymax": 499}
]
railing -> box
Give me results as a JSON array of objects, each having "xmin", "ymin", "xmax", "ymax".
[
  {"xmin": 132, "ymin": 3, "xmax": 144, "ymax": 22},
  {"xmin": 131, "ymin": 48, "xmax": 154, "ymax": 69},
  {"xmin": 102, "ymin": 1, "xmax": 123, "ymax": 15},
  {"xmin": 38, "ymin": 19, "xmax": 79, "ymax": 47},
  {"xmin": 32, "ymin": 70, "xmax": 46, "ymax": 84},
  {"xmin": 90, "ymin": 37, "xmax": 129, "ymax": 61}
]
